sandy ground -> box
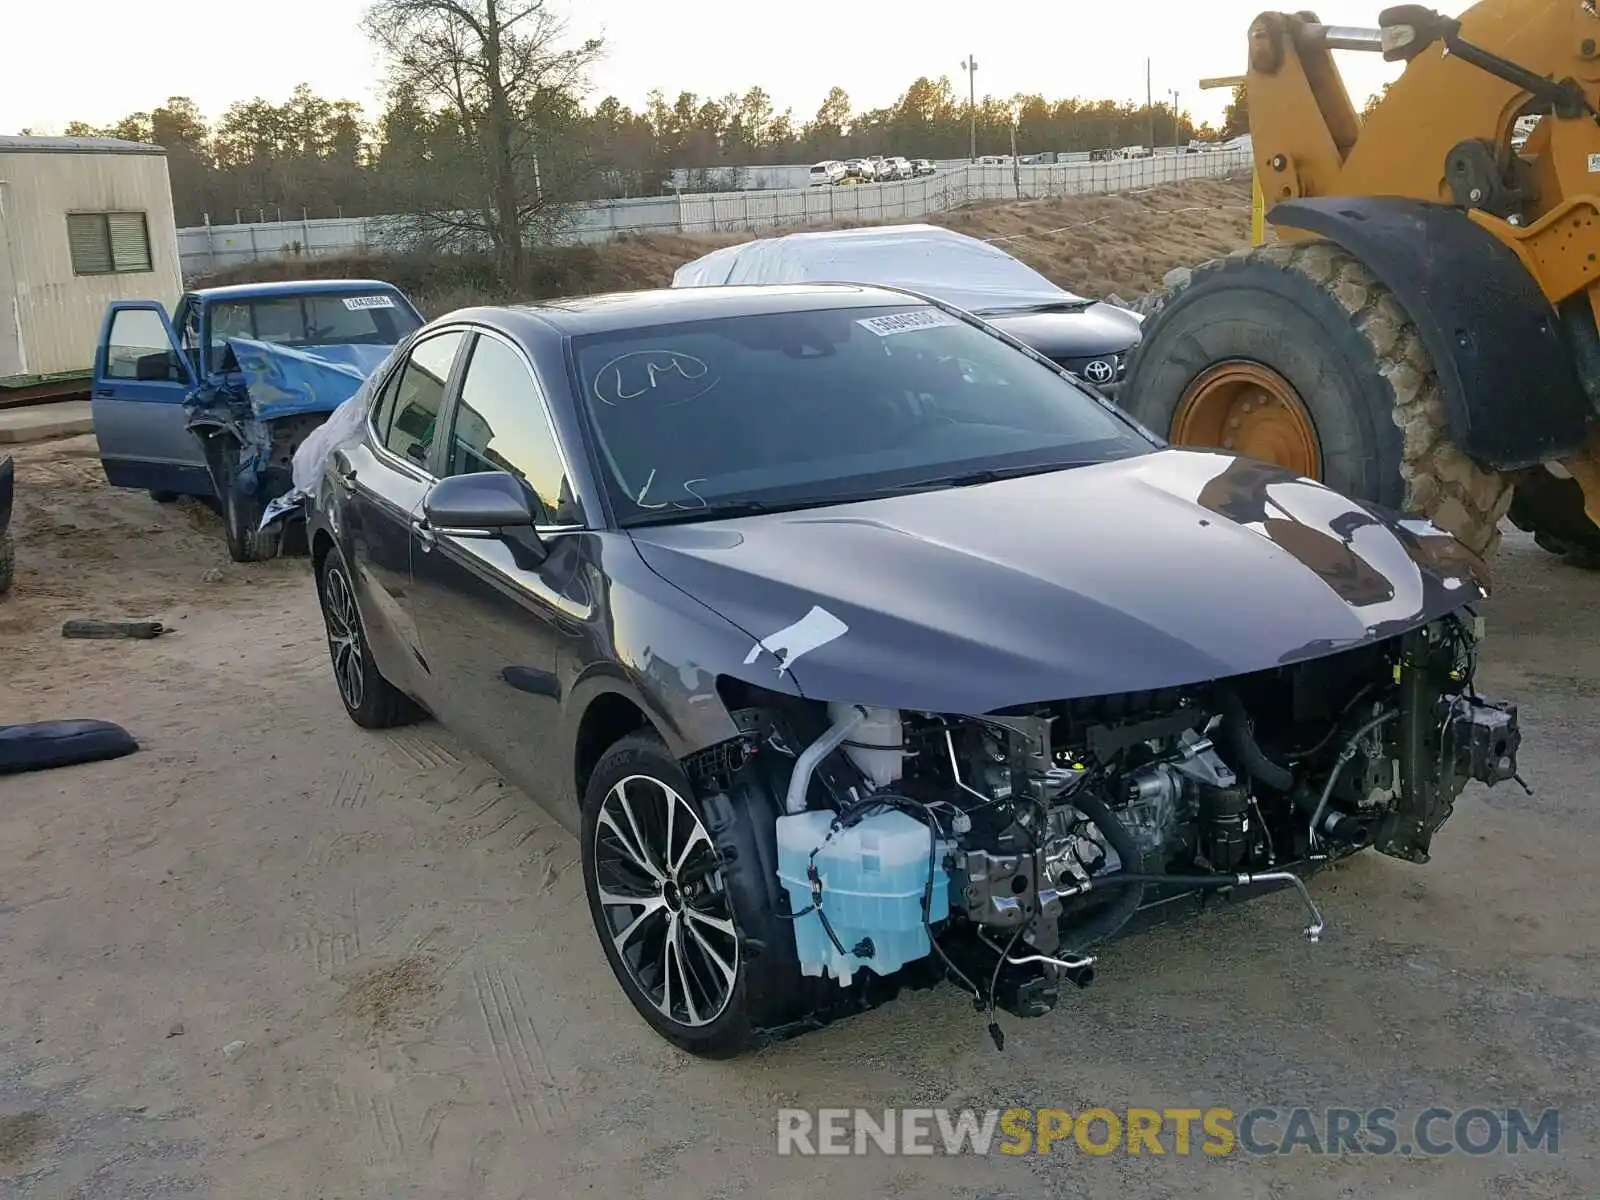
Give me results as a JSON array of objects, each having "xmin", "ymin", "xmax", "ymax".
[{"xmin": 1, "ymin": 433, "xmax": 1597, "ymax": 1199}]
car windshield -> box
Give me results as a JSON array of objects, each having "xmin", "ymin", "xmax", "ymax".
[
  {"xmin": 571, "ymin": 303, "xmax": 1155, "ymax": 526},
  {"xmin": 208, "ymin": 291, "xmax": 421, "ymax": 367}
]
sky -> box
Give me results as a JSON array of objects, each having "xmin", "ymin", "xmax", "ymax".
[{"xmin": 3, "ymin": 0, "xmax": 1420, "ymax": 138}]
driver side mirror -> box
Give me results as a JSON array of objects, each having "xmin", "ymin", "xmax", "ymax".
[
  {"xmin": 423, "ymin": 471, "xmax": 535, "ymax": 530},
  {"xmin": 421, "ymin": 471, "xmax": 547, "ymax": 565}
]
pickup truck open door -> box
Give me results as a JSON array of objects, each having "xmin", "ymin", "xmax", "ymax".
[{"xmin": 91, "ymin": 301, "xmax": 212, "ymax": 499}]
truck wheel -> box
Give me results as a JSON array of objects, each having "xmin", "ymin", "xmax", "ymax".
[
  {"xmin": 1507, "ymin": 468, "xmax": 1600, "ymax": 566},
  {"xmin": 1122, "ymin": 241, "xmax": 1513, "ymax": 559},
  {"xmin": 215, "ymin": 448, "xmax": 282, "ymax": 564},
  {"xmin": 0, "ymin": 529, "xmax": 13, "ymax": 595}
]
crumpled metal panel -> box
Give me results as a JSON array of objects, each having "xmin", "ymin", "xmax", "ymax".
[{"xmin": 213, "ymin": 337, "xmax": 395, "ymax": 421}]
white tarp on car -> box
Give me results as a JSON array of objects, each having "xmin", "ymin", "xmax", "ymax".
[
  {"xmin": 257, "ymin": 341, "xmax": 405, "ymax": 530},
  {"xmin": 671, "ymin": 224, "xmax": 1082, "ymax": 314}
]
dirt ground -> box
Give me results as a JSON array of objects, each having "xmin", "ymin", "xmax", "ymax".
[{"xmin": 1, "ymin": 433, "xmax": 1597, "ymax": 1200}]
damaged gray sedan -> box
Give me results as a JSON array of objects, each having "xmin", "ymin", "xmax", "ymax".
[{"xmin": 304, "ymin": 283, "xmax": 1524, "ymax": 1057}]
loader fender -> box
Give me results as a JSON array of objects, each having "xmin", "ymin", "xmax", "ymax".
[{"xmin": 1270, "ymin": 195, "xmax": 1590, "ymax": 471}]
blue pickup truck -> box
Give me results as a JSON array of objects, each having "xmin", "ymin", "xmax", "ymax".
[{"xmin": 90, "ymin": 279, "xmax": 423, "ymax": 561}]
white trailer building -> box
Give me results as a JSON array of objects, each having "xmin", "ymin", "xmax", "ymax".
[{"xmin": 0, "ymin": 136, "xmax": 183, "ymax": 393}]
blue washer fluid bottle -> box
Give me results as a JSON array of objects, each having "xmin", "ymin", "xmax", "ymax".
[{"xmin": 776, "ymin": 808, "xmax": 937, "ymax": 985}]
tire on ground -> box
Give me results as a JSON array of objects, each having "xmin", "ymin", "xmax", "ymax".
[
  {"xmin": 206, "ymin": 435, "xmax": 282, "ymax": 564},
  {"xmin": 1121, "ymin": 239, "xmax": 1514, "ymax": 559},
  {"xmin": 580, "ymin": 731, "xmax": 804, "ymax": 1058},
  {"xmin": 0, "ymin": 528, "xmax": 13, "ymax": 594},
  {"xmin": 1507, "ymin": 467, "xmax": 1600, "ymax": 562}
]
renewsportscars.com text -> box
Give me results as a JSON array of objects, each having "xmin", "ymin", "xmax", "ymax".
[{"xmin": 776, "ymin": 1106, "xmax": 1561, "ymax": 1158}]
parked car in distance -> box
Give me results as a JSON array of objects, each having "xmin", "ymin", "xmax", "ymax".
[
  {"xmin": 92, "ymin": 278, "xmax": 423, "ymax": 561},
  {"xmin": 842, "ymin": 158, "xmax": 876, "ymax": 182},
  {"xmin": 884, "ymin": 155, "xmax": 913, "ymax": 180},
  {"xmin": 911, "ymin": 158, "xmax": 936, "ymax": 176},
  {"xmin": 808, "ymin": 160, "xmax": 846, "ymax": 186},
  {"xmin": 672, "ymin": 223, "xmax": 1144, "ymax": 388},
  {"xmin": 306, "ymin": 283, "xmax": 1522, "ymax": 1058}
]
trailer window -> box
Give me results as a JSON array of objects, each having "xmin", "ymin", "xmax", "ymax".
[{"xmin": 66, "ymin": 212, "xmax": 153, "ymax": 276}]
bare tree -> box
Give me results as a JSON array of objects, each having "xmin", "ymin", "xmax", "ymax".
[{"xmin": 362, "ymin": 0, "xmax": 602, "ymax": 276}]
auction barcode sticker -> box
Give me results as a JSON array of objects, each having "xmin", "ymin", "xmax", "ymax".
[
  {"xmin": 857, "ymin": 309, "xmax": 959, "ymax": 337},
  {"xmin": 343, "ymin": 294, "xmax": 396, "ymax": 310}
]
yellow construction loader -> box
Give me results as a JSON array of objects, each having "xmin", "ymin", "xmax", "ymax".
[{"xmin": 1123, "ymin": 1, "xmax": 1600, "ymax": 562}]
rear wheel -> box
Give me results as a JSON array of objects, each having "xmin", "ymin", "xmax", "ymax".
[
  {"xmin": 1122, "ymin": 241, "xmax": 1513, "ymax": 558},
  {"xmin": 0, "ymin": 529, "xmax": 13, "ymax": 595},
  {"xmin": 316, "ymin": 548, "xmax": 419, "ymax": 729}
]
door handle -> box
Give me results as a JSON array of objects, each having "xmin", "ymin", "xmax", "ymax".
[
  {"xmin": 331, "ymin": 456, "xmax": 357, "ymax": 487},
  {"xmin": 411, "ymin": 519, "xmax": 436, "ymax": 551}
]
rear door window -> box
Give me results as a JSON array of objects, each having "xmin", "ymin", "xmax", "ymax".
[{"xmin": 379, "ymin": 331, "xmax": 466, "ymax": 469}]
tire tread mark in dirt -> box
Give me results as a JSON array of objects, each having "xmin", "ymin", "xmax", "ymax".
[
  {"xmin": 289, "ymin": 890, "xmax": 363, "ymax": 975},
  {"xmin": 388, "ymin": 733, "xmax": 460, "ymax": 772},
  {"xmin": 332, "ymin": 765, "xmax": 374, "ymax": 810},
  {"xmin": 472, "ymin": 961, "xmax": 568, "ymax": 1130},
  {"xmin": 366, "ymin": 1091, "xmax": 405, "ymax": 1166},
  {"xmin": 314, "ymin": 1077, "xmax": 406, "ymax": 1167}
]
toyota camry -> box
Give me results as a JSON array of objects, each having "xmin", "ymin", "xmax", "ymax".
[{"xmin": 305, "ymin": 283, "xmax": 1524, "ymax": 1057}]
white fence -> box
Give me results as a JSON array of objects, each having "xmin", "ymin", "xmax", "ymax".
[{"xmin": 177, "ymin": 150, "xmax": 1251, "ymax": 277}]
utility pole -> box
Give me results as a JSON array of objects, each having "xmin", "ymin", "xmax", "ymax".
[
  {"xmin": 1146, "ymin": 58, "xmax": 1154, "ymax": 152},
  {"xmin": 962, "ymin": 56, "xmax": 979, "ymax": 162},
  {"xmin": 1169, "ymin": 88, "xmax": 1181, "ymax": 153}
]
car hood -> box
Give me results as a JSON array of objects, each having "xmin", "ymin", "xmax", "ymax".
[
  {"xmin": 981, "ymin": 301, "xmax": 1144, "ymax": 359},
  {"xmin": 629, "ymin": 450, "xmax": 1488, "ymax": 714}
]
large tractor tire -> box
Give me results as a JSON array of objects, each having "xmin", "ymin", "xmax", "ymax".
[
  {"xmin": 1121, "ymin": 240, "xmax": 1513, "ymax": 559},
  {"xmin": 1507, "ymin": 467, "xmax": 1600, "ymax": 565}
]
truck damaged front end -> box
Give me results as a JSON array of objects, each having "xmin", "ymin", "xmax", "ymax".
[{"xmin": 186, "ymin": 337, "xmax": 396, "ymax": 561}]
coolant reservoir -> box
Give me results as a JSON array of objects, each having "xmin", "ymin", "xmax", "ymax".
[
  {"xmin": 829, "ymin": 702, "xmax": 904, "ymax": 788},
  {"xmin": 776, "ymin": 809, "xmax": 939, "ymax": 985}
]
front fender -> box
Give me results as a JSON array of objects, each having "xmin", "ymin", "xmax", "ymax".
[{"xmin": 1271, "ymin": 195, "xmax": 1590, "ymax": 470}]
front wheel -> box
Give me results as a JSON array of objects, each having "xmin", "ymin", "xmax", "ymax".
[
  {"xmin": 1121, "ymin": 241, "xmax": 1513, "ymax": 559},
  {"xmin": 221, "ymin": 478, "xmax": 282, "ymax": 563},
  {"xmin": 581, "ymin": 733, "xmax": 800, "ymax": 1057}
]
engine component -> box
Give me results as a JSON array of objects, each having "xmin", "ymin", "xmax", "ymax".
[
  {"xmin": 1449, "ymin": 696, "xmax": 1521, "ymax": 786},
  {"xmin": 776, "ymin": 807, "xmax": 948, "ymax": 984},
  {"xmin": 1197, "ymin": 782, "xmax": 1253, "ymax": 872},
  {"xmin": 785, "ymin": 704, "xmax": 866, "ymax": 814},
  {"xmin": 1329, "ymin": 709, "xmax": 1399, "ymax": 811},
  {"xmin": 832, "ymin": 702, "xmax": 905, "ymax": 788},
  {"xmin": 1122, "ymin": 734, "xmax": 1252, "ymax": 870},
  {"xmin": 954, "ymin": 844, "xmax": 1065, "ymax": 956}
]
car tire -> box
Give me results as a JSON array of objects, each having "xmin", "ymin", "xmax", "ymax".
[
  {"xmin": 316, "ymin": 547, "xmax": 420, "ymax": 729},
  {"xmin": 148, "ymin": 490, "xmax": 179, "ymax": 504},
  {"xmin": 581, "ymin": 732, "xmax": 802, "ymax": 1058},
  {"xmin": 0, "ymin": 528, "xmax": 12, "ymax": 595}
]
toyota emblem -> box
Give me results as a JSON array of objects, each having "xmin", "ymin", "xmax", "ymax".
[{"xmin": 1083, "ymin": 359, "xmax": 1116, "ymax": 384}]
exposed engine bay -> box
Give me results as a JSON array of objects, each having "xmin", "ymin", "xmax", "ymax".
[{"xmin": 703, "ymin": 611, "xmax": 1522, "ymax": 1046}]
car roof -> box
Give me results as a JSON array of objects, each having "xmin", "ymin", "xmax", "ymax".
[
  {"xmin": 439, "ymin": 283, "xmax": 934, "ymax": 338},
  {"xmin": 190, "ymin": 279, "xmax": 405, "ymax": 303}
]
